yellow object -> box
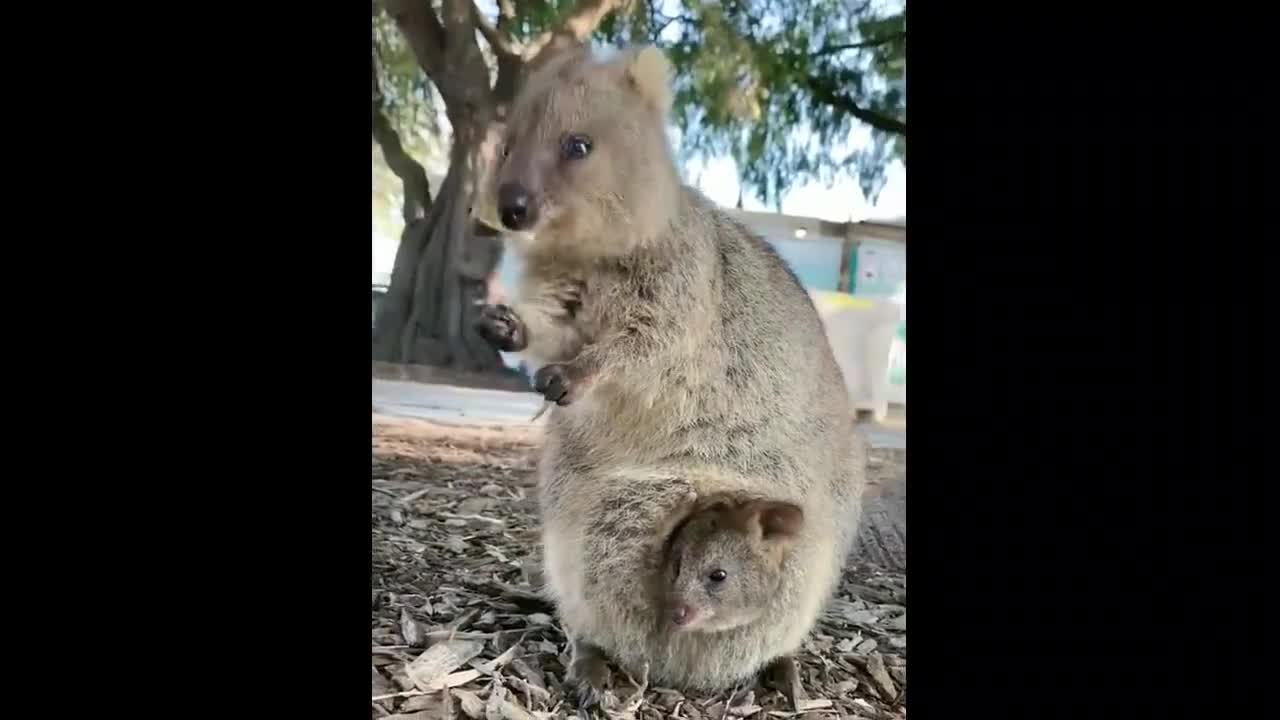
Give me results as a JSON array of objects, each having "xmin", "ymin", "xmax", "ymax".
[{"xmin": 811, "ymin": 291, "xmax": 874, "ymax": 312}]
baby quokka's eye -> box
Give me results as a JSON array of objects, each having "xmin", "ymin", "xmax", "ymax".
[
  {"xmin": 562, "ymin": 134, "xmax": 592, "ymax": 160},
  {"xmin": 708, "ymin": 569, "xmax": 727, "ymax": 584}
]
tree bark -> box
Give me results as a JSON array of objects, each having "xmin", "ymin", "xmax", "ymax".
[
  {"xmin": 805, "ymin": 74, "xmax": 907, "ymax": 136},
  {"xmin": 384, "ymin": 147, "xmax": 508, "ymax": 372},
  {"xmin": 372, "ymin": 45, "xmax": 436, "ymax": 363}
]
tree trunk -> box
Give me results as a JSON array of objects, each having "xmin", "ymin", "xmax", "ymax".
[{"xmin": 373, "ymin": 145, "xmax": 507, "ymax": 374}]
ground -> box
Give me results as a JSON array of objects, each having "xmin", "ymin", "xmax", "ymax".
[{"xmin": 372, "ymin": 416, "xmax": 907, "ymax": 720}]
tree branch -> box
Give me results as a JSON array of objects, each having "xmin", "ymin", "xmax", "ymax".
[
  {"xmin": 372, "ymin": 47, "xmax": 433, "ymax": 222},
  {"xmin": 810, "ymin": 32, "xmax": 905, "ymax": 58},
  {"xmin": 523, "ymin": 0, "xmax": 627, "ymax": 66},
  {"xmin": 805, "ymin": 75, "xmax": 907, "ymax": 136},
  {"xmin": 385, "ymin": 0, "xmax": 496, "ymax": 142},
  {"xmin": 497, "ymin": 0, "xmax": 517, "ymax": 27},
  {"xmin": 381, "ymin": 0, "xmax": 447, "ymax": 79},
  {"xmin": 472, "ymin": 1, "xmax": 517, "ymax": 58},
  {"xmin": 441, "ymin": 0, "xmax": 478, "ymax": 39}
]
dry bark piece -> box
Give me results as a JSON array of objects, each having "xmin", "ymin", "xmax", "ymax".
[
  {"xmin": 485, "ymin": 684, "xmax": 538, "ymax": 720},
  {"xmin": 402, "ymin": 694, "xmax": 446, "ymax": 712},
  {"xmin": 474, "ymin": 641, "xmax": 523, "ymax": 675},
  {"xmin": 846, "ymin": 583, "xmax": 896, "ymax": 605},
  {"xmin": 449, "ymin": 608, "xmax": 482, "ymax": 631},
  {"xmin": 439, "ymin": 670, "xmax": 483, "ymax": 688},
  {"xmin": 846, "ymin": 610, "xmax": 878, "ymax": 625},
  {"xmin": 392, "ymin": 667, "xmax": 416, "ymax": 691},
  {"xmin": 458, "ymin": 497, "xmax": 497, "ymax": 514},
  {"xmin": 509, "ymin": 675, "xmax": 552, "ymax": 705},
  {"xmin": 405, "ymin": 640, "xmax": 485, "ymax": 691},
  {"xmin": 510, "ymin": 658, "xmax": 546, "ymax": 691},
  {"xmin": 453, "ymin": 689, "xmax": 487, "ymax": 719},
  {"xmin": 401, "ymin": 607, "xmax": 427, "ymax": 647},
  {"xmin": 864, "ymin": 654, "xmax": 897, "ymax": 701},
  {"xmin": 374, "ymin": 665, "xmax": 393, "ymax": 687},
  {"xmin": 830, "ymin": 680, "xmax": 858, "ymax": 696},
  {"xmin": 794, "ymin": 699, "xmax": 833, "ymax": 712}
]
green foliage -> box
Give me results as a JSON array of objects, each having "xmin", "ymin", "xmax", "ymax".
[
  {"xmin": 373, "ymin": 9, "xmax": 444, "ymax": 152},
  {"xmin": 374, "ymin": 0, "xmax": 906, "ymax": 218},
  {"xmin": 599, "ymin": 0, "xmax": 906, "ymax": 207},
  {"xmin": 372, "ymin": 7, "xmax": 450, "ymax": 241}
]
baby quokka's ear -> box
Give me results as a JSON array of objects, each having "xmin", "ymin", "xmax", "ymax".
[
  {"xmin": 742, "ymin": 499, "xmax": 798, "ymax": 538},
  {"xmin": 623, "ymin": 45, "xmax": 674, "ymax": 115},
  {"xmin": 696, "ymin": 494, "xmax": 804, "ymax": 545},
  {"xmin": 738, "ymin": 499, "xmax": 804, "ymax": 544}
]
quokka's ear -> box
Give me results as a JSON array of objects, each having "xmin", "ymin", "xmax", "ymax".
[
  {"xmin": 469, "ymin": 129, "xmax": 506, "ymax": 231},
  {"xmin": 470, "ymin": 171, "xmax": 505, "ymax": 232},
  {"xmin": 740, "ymin": 499, "xmax": 805, "ymax": 543},
  {"xmin": 687, "ymin": 492, "xmax": 805, "ymax": 544},
  {"xmin": 623, "ymin": 45, "xmax": 674, "ymax": 115}
]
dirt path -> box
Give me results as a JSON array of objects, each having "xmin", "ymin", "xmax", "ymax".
[{"xmin": 372, "ymin": 416, "xmax": 906, "ymax": 720}]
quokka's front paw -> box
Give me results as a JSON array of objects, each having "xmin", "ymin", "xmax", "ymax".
[
  {"xmin": 566, "ymin": 650, "xmax": 611, "ymax": 710},
  {"xmin": 533, "ymin": 363, "xmax": 584, "ymax": 406},
  {"xmin": 550, "ymin": 280, "xmax": 586, "ymax": 319},
  {"xmin": 474, "ymin": 304, "xmax": 528, "ymax": 352}
]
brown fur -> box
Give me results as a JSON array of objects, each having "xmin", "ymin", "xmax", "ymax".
[
  {"xmin": 658, "ymin": 493, "xmax": 803, "ymax": 634},
  {"xmin": 473, "ymin": 45, "xmax": 867, "ymax": 691}
]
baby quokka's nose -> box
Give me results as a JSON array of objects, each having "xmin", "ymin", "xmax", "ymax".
[
  {"xmin": 498, "ymin": 182, "xmax": 538, "ymax": 231},
  {"xmin": 671, "ymin": 603, "xmax": 697, "ymax": 627}
]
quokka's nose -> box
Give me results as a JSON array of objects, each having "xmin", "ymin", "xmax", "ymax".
[
  {"xmin": 497, "ymin": 182, "xmax": 537, "ymax": 231},
  {"xmin": 671, "ymin": 603, "xmax": 696, "ymax": 626}
]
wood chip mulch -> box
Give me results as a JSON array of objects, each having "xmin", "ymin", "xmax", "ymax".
[{"xmin": 372, "ymin": 417, "xmax": 907, "ymax": 720}]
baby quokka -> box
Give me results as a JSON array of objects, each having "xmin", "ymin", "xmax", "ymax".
[{"xmin": 660, "ymin": 494, "xmax": 805, "ymax": 634}]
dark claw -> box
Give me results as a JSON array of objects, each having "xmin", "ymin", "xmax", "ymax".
[
  {"xmin": 474, "ymin": 304, "xmax": 527, "ymax": 352},
  {"xmin": 534, "ymin": 364, "xmax": 573, "ymax": 405},
  {"xmin": 566, "ymin": 654, "xmax": 610, "ymax": 711}
]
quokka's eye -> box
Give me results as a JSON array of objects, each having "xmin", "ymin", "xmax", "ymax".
[
  {"xmin": 708, "ymin": 569, "xmax": 727, "ymax": 583},
  {"xmin": 562, "ymin": 134, "xmax": 592, "ymax": 160}
]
